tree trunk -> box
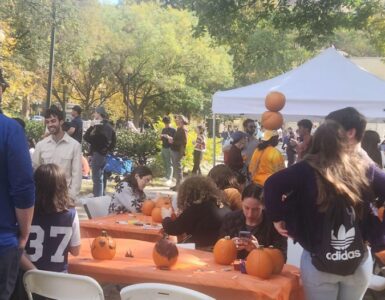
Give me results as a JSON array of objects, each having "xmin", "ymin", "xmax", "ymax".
[{"xmin": 21, "ymin": 96, "xmax": 30, "ymax": 118}]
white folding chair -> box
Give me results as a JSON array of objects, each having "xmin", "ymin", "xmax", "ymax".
[
  {"xmin": 23, "ymin": 269, "xmax": 104, "ymax": 300},
  {"xmin": 287, "ymin": 238, "xmax": 303, "ymax": 268},
  {"xmin": 120, "ymin": 283, "xmax": 215, "ymax": 300},
  {"xmin": 81, "ymin": 195, "xmax": 112, "ymax": 219}
]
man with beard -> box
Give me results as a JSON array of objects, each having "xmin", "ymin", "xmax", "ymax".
[
  {"xmin": 242, "ymin": 119, "xmax": 259, "ymax": 166},
  {"xmin": 32, "ymin": 107, "xmax": 82, "ymax": 199}
]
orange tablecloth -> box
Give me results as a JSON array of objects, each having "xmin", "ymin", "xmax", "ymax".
[
  {"xmin": 69, "ymin": 238, "xmax": 304, "ymax": 300},
  {"xmin": 80, "ymin": 214, "xmax": 163, "ymax": 242}
]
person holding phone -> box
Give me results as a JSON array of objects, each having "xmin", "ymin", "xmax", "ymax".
[{"xmin": 220, "ymin": 183, "xmax": 287, "ymax": 259}]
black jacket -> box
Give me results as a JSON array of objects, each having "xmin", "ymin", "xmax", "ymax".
[
  {"xmin": 84, "ymin": 120, "xmax": 116, "ymax": 156},
  {"xmin": 220, "ymin": 209, "xmax": 287, "ymax": 259}
]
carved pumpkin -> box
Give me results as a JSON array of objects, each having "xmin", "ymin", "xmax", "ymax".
[
  {"xmin": 246, "ymin": 246, "xmax": 274, "ymax": 279},
  {"xmin": 141, "ymin": 200, "xmax": 155, "ymax": 216},
  {"xmin": 265, "ymin": 246, "xmax": 285, "ymax": 274},
  {"xmin": 91, "ymin": 230, "xmax": 116, "ymax": 260},
  {"xmin": 213, "ymin": 236, "xmax": 237, "ymax": 265},
  {"xmin": 152, "ymin": 238, "xmax": 179, "ymax": 269},
  {"xmin": 155, "ymin": 196, "xmax": 173, "ymax": 208},
  {"xmin": 261, "ymin": 111, "xmax": 283, "ymax": 130},
  {"xmin": 151, "ymin": 207, "xmax": 163, "ymax": 223},
  {"xmin": 265, "ymin": 91, "xmax": 286, "ymax": 112}
]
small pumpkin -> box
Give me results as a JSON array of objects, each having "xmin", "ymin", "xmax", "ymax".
[
  {"xmin": 91, "ymin": 230, "xmax": 116, "ymax": 260},
  {"xmin": 142, "ymin": 200, "xmax": 155, "ymax": 216},
  {"xmin": 213, "ymin": 236, "xmax": 237, "ymax": 265},
  {"xmin": 261, "ymin": 111, "xmax": 283, "ymax": 130},
  {"xmin": 152, "ymin": 238, "xmax": 179, "ymax": 269},
  {"xmin": 265, "ymin": 246, "xmax": 285, "ymax": 274},
  {"xmin": 246, "ymin": 246, "xmax": 274, "ymax": 279},
  {"xmin": 265, "ymin": 91, "xmax": 286, "ymax": 112},
  {"xmin": 151, "ymin": 207, "xmax": 163, "ymax": 223},
  {"xmin": 155, "ymin": 196, "xmax": 173, "ymax": 208}
]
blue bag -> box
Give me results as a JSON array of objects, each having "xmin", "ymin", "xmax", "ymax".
[{"xmin": 105, "ymin": 155, "xmax": 132, "ymax": 175}]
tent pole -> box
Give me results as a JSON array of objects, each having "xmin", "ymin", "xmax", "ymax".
[{"xmin": 213, "ymin": 114, "xmax": 216, "ymax": 167}]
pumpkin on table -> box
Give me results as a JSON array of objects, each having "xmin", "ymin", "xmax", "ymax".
[
  {"xmin": 91, "ymin": 230, "xmax": 116, "ymax": 260},
  {"xmin": 265, "ymin": 246, "xmax": 285, "ymax": 274},
  {"xmin": 142, "ymin": 199, "xmax": 155, "ymax": 216},
  {"xmin": 152, "ymin": 238, "xmax": 179, "ymax": 269},
  {"xmin": 246, "ymin": 246, "xmax": 274, "ymax": 279},
  {"xmin": 213, "ymin": 236, "xmax": 237, "ymax": 265}
]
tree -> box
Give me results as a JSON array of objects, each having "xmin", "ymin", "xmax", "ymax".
[{"xmin": 103, "ymin": 3, "xmax": 233, "ymax": 126}]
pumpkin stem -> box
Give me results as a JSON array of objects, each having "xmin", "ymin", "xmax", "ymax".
[
  {"xmin": 101, "ymin": 230, "xmax": 108, "ymax": 237},
  {"xmin": 257, "ymin": 245, "xmax": 265, "ymax": 249},
  {"xmin": 224, "ymin": 236, "xmax": 231, "ymax": 240}
]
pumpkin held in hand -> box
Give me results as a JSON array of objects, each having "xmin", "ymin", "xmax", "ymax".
[
  {"xmin": 265, "ymin": 246, "xmax": 285, "ymax": 274},
  {"xmin": 261, "ymin": 111, "xmax": 283, "ymax": 130},
  {"xmin": 153, "ymin": 238, "xmax": 179, "ymax": 269},
  {"xmin": 142, "ymin": 200, "xmax": 155, "ymax": 216},
  {"xmin": 246, "ymin": 246, "xmax": 274, "ymax": 279},
  {"xmin": 91, "ymin": 230, "xmax": 116, "ymax": 260},
  {"xmin": 213, "ymin": 236, "xmax": 237, "ymax": 265},
  {"xmin": 265, "ymin": 91, "xmax": 286, "ymax": 112}
]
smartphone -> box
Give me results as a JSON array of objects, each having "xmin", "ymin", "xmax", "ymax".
[{"xmin": 239, "ymin": 231, "xmax": 251, "ymax": 239}]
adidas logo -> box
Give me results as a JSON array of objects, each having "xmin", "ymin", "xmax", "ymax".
[
  {"xmin": 330, "ymin": 225, "xmax": 355, "ymax": 250},
  {"xmin": 326, "ymin": 225, "xmax": 361, "ymax": 261}
]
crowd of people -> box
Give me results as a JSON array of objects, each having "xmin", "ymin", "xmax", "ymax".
[{"xmin": 1, "ymin": 63, "xmax": 385, "ymax": 300}]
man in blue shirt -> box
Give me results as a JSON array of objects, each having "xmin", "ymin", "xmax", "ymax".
[
  {"xmin": 0, "ymin": 112, "xmax": 35, "ymax": 298},
  {"xmin": 67, "ymin": 105, "xmax": 83, "ymax": 144}
]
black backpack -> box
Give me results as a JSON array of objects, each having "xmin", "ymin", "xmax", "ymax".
[{"xmin": 311, "ymin": 196, "xmax": 366, "ymax": 276}]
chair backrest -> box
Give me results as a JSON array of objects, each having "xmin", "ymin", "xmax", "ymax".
[
  {"xmin": 82, "ymin": 195, "xmax": 111, "ymax": 219},
  {"xmin": 287, "ymin": 238, "xmax": 303, "ymax": 268},
  {"xmin": 120, "ymin": 283, "xmax": 215, "ymax": 300},
  {"xmin": 23, "ymin": 269, "xmax": 104, "ymax": 300}
]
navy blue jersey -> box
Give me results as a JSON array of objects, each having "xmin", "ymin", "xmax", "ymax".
[{"xmin": 25, "ymin": 207, "xmax": 80, "ymax": 272}]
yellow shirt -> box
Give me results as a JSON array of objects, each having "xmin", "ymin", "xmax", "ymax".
[{"xmin": 248, "ymin": 146, "xmax": 285, "ymax": 186}]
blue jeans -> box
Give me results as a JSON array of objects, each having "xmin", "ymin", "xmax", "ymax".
[
  {"xmin": 171, "ymin": 150, "xmax": 183, "ymax": 186},
  {"xmin": 91, "ymin": 152, "xmax": 106, "ymax": 197},
  {"xmin": 0, "ymin": 246, "xmax": 21, "ymax": 300},
  {"xmin": 300, "ymin": 249, "xmax": 372, "ymax": 300},
  {"xmin": 161, "ymin": 147, "xmax": 173, "ymax": 180}
]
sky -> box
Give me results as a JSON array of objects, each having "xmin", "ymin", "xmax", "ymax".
[{"xmin": 99, "ymin": 0, "xmax": 119, "ymax": 4}]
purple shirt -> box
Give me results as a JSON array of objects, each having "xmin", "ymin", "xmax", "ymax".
[{"xmin": 264, "ymin": 161, "xmax": 385, "ymax": 252}]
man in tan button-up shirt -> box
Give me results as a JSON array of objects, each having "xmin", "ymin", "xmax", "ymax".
[{"xmin": 32, "ymin": 107, "xmax": 82, "ymax": 199}]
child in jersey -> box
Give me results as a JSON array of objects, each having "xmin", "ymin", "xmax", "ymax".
[{"xmin": 22, "ymin": 163, "xmax": 81, "ymax": 271}]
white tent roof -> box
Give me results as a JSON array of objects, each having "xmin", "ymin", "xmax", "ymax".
[{"xmin": 212, "ymin": 47, "xmax": 385, "ymax": 121}]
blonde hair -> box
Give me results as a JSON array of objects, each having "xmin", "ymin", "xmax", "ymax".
[
  {"xmin": 177, "ymin": 176, "xmax": 223, "ymax": 211},
  {"xmin": 304, "ymin": 121, "xmax": 370, "ymax": 214}
]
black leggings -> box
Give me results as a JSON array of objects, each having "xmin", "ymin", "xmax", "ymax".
[{"xmin": 192, "ymin": 150, "xmax": 203, "ymax": 174}]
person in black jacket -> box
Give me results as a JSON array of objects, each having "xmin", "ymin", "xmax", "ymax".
[
  {"xmin": 84, "ymin": 106, "xmax": 116, "ymax": 196},
  {"xmin": 220, "ymin": 183, "xmax": 287, "ymax": 259},
  {"xmin": 161, "ymin": 176, "xmax": 230, "ymax": 249}
]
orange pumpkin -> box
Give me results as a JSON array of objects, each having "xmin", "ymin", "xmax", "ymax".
[
  {"xmin": 265, "ymin": 246, "xmax": 285, "ymax": 274},
  {"xmin": 246, "ymin": 246, "xmax": 274, "ymax": 279},
  {"xmin": 261, "ymin": 111, "xmax": 283, "ymax": 130},
  {"xmin": 91, "ymin": 230, "xmax": 116, "ymax": 260},
  {"xmin": 213, "ymin": 236, "xmax": 237, "ymax": 265},
  {"xmin": 151, "ymin": 207, "xmax": 163, "ymax": 223},
  {"xmin": 142, "ymin": 200, "xmax": 155, "ymax": 216},
  {"xmin": 152, "ymin": 238, "xmax": 179, "ymax": 269},
  {"xmin": 156, "ymin": 196, "xmax": 173, "ymax": 209},
  {"xmin": 265, "ymin": 91, "xmax": 286, "ymax": 112}
]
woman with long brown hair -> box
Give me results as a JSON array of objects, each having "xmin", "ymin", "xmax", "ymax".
[{"xmin": 264, "ymin": 120, "xmax": 385, "ymax": 300}]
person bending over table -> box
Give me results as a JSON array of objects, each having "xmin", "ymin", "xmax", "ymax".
[
  {"xmin": 161, "ymin": 176, "xmax": 231, "ymax": 249},
  {"xmin": 220, "ymin": 183, "xmax": 287, "ymax": 259},
  {"xmin": 108, "ymin": 166, "xmax": 152, "ymax": 214}
]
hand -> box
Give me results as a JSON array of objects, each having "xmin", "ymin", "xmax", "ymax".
[
  {"xmin": 232, "ymin": 235, "xmax": 258, "ymax": 252},
  {"xmin": 168, "ymin": 137, "xmax": 173, "ymax": 144},
  {"xmin": 161, "ymin": 207, "xmax": 173, "ymax": 219},
  {"xmin": 274, "ymin": 221, "xmax": 289, "ymax": 237}
]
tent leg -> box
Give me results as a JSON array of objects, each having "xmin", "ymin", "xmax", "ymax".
[{"xmin": 213, "ymin": 114, "xmax": 216, "ymax": 167}]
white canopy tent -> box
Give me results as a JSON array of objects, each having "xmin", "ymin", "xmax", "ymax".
[{"xmin": 211, "ymin": 47, "xmax": 385, "ymax": 164}]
